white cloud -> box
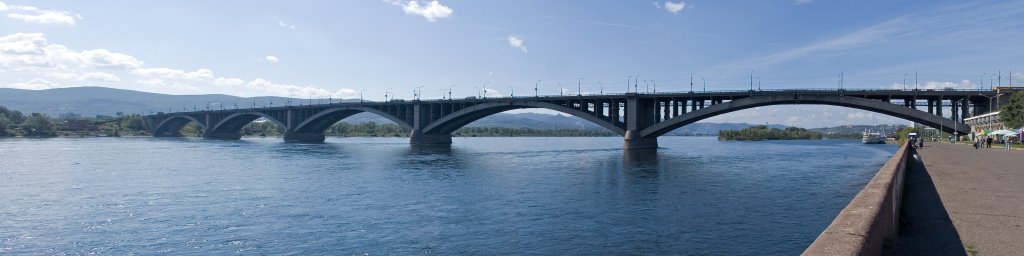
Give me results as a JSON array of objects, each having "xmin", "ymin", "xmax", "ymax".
[
  {"xmin": 246, "ymin": 78, "xmax": 359, "ymax": 99},
  {"xmin": 664, "ymin": 1, "xmax": 686, "ymax": 14},
  {"xmin": 48, "ymin": 72, "xmax": 121, "ymax": 82},
  {"xmin": 0, "ymin": 32, "xmax": 356, "ymax": 98},
  {"xmin": 0, "ymin": 2, "xmax": 8, "ymax": 11},
  {"xmin": 137, "ymin": 78, "xmax": 165, "ymax": 86},
  {"xmin": 793, "ymin": 0, "xmax": 814, "ymax": 5},
  {"xmin": 80, "ymin": 49, "xmax": 143, "ymax": 69},
  {"xmin": 264, "ymin": 55, "xmax": 279, "ymax": 63},
  {"xmin": 387, "ymin": 0, "xmax": 453, "ymax": 22},
  {"xmin": 6, "ymin": 78, "xmax": 57, "ymax": 90},
  {"xmin": 888, "ymin": 80, "xmax": 976, "ymax": 90},
  {"xmin": 214, "ymin": 77, "xmax": 245, "ymax": 86},
  {"xmin": 6, "ymin": 4, "xmax": 77, "ymax": 26},
  {"xmin": 0, "ymin": 33, "xmax": 142, "ymax": 73},
  {"xmin": 507, "ymin": 36, "xmax": 527, "ymax": 53},
  {"xmin": 131, "ymin": 67, "xmax": 215, "ymax": 80},
  {"xmin": 277, "ymin": 21, "xmax": 295, "ymax": 29}
]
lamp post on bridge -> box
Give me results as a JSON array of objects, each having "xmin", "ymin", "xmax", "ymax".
[
  {"xmin": 626, "ymin": 76, "xmax": 631, "ymax": 93},
  {"xmin": 634, "ymin": 74, "xmax": 639, "ymax": 93},
  {"xmin": 535, "ymin": 80, "xmax": 540, "ymax": 97},
  {"xmin": 449, "ymin": 84, "xmax": 455, "ymax": 100},
  {"xmin": 508, "ymin": 84, "xmax": 514, "ymax": 97},
  {"xmin": 578, "ymin": 78, "xmax": 583, "ymax": 96}
]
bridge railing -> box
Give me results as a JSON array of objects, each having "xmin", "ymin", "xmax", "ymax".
[{"xmin": 803, "ymin": 141, "xmax": 912, "ymax": 255}]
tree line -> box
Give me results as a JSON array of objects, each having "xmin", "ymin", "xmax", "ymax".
[
  {"xmin": 718, "ymin": 125, "xmax": 823, "ymax": 141},
  {"xmin": 0, "ymin": 105, "xmax": 149, "ymax": 137}
]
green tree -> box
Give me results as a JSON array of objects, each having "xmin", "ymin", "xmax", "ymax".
[
  {"xmin": 1000, "ymin": 91, "xmax": 1024, "ymax": 129},
  {"xmin": 0, "ymin": 114, "xmax": 10, "ymax": 137},
  {"xmin": 21, "ymin": 113, "xmax": 57, "ymax": 137}
]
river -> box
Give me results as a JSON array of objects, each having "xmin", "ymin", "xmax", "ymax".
[{"xmin": 0, "ymin": 136, "xmax": 897, "ymax": 255}]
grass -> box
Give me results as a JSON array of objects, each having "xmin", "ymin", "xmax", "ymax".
[{"xmin": 964, "ymin": 243, "xmax": 978, "ymax": 256}]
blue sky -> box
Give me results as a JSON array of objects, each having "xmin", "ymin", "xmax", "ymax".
[{"xmin": 1, "ymin": 0, "xmax": 1022, "ymax": 127}]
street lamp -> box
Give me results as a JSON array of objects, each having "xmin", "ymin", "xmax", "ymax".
[
  {"xmin": 449, "ymin": 84, "xmax": 455, "ymax": 100},
  {"xmin": 626, "ymin": 76, "xmax": 632, "ymax": 93},
  {"xmin": 690, "ymin": 73, "xmax": 694, "ymax": 92},
  {"xmin": 578, "ymin": 78, "xmax": 583, "ymax": 96},
  {"xmin": 508, "ymin": 84, "xmax": 514, "ymax": 97}
]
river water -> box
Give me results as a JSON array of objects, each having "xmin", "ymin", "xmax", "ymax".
[{"xmin": 0, "ymin": 136, "xmax": 897, "ymax": 255}]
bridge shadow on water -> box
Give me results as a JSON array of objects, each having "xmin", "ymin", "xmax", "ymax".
[{"xmin": 887, "ymin": 150, "xmax": 966, "ymax": 255}]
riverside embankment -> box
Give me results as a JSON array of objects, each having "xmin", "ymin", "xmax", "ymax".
[{"xmin": 805, "ymin": 141, "xmax": 1024, "ymax": 255}]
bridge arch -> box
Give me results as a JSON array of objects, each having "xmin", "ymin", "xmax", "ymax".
[
  {"xmin": 152, "ymin": 115, "xmax": 206, "ymax": 137},
  {"xmin": 291, "ymin": 106, "xmax": 413, "ymax": 134},
  {"xmin": 639, "ymin": 94, "xmax": 971, "ymax": 138},
  {"xmin": 421, "ymin": 100, "xmax": 626, "ymax": 136},
  {"xmin": 205, "ymin": 111, "xmax": 288, "ymax": 139}
]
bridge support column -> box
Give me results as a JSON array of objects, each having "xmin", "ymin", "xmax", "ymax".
[
  {"xmin": 409, "ymin": 131, "xmax": 452, "ymax": 145},
  {"xmin": 283, "ymin": 132, "xmax": 326, "ymax": 143},
  {"xmin": 623, "ymin": 93, "xmax": 659, "ymax": 150},
  {"xmin": 409, "ymin": 103, "xmax": 453, "ymax": 145},
  {"xmin": 624, "ymin": 130, "xmax": 658, "ymax": 149}
]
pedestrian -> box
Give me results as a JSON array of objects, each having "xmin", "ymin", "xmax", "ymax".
[
  {"xmin": 987, "ymin": 136, "xmax": 993, "ymax": 148},
  {"xmin": 973, "ymin": 138, "xmax": 979, "ymax": 149},
  {"xmin": 918, "ymin": 137, "xmax": 924, "ymax": 149},
  {"xmin": 1005, "ymin": 138, "xmax": 1012, "ymax": 151}
]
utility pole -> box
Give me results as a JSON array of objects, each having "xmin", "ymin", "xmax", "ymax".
[
  {"xmin": 758, "ymin": 75, "xmax": 761, "ymax": 90},
  {"xmin": 690, "ymin": 73, "xmax": 694, "ymax": 92},
  {"xmin": 750, "ymin": 71, "xmax": 754, "ymax": 91},
  {"xmin": 535, "ymin": 80, "xmax": 540, "ymax": 97},
  {"xmin": 652, "ymin": 80, "xmax": 656, "ymax": 93},
  {"xmin": 599, "ymin": 81, "xmax": 604, "ymax": 95},
  {"xmin": 915, "ymin": 72, "xmax": 918, "ymax": 90}
]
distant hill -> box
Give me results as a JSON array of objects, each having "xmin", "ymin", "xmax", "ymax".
[
  {"xmin": 0, "ymin": 87, "xmax": 352, "ymax": 117},
  {"xmin": 0, "ymin": 87, "xmax": 818, "ymax": 133}
]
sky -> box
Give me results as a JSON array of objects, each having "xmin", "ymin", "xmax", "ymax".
[{"xmin": 1, "ymin": 0, "xmax": 1022, "ymax": 127}]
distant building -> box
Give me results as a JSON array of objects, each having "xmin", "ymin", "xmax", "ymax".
[{"xmin": 963, "ymin": 111, "xmax": 1003, "ymax": 134}]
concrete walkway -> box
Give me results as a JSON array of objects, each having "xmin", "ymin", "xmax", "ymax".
[{"xmin": 901, "ymin": 142, "xmax": 1024, "ymax": 255}]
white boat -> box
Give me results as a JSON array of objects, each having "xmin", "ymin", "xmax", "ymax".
[{"xmin": 862, "ymin": 132, "xmax": 885, "ymax": 144}]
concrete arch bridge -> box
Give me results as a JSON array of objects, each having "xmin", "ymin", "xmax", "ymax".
[{"xmin": 144, "ymin": 89, "xmax": 993, "ymax": 149}]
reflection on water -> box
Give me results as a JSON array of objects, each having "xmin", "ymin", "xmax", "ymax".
[{"xmin": 0, "ymin": 136, "xmax": 897, "ymax": 255}]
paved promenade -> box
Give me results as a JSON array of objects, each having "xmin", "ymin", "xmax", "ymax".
[{"xmin": 899, "ymin": 142, "xmax": 1024, "ymax": 255}]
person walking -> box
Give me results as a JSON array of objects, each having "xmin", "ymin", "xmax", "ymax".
[
  {"xmin": 1005, "ymin": 137, "xmax": 1012, "ymax": 151},
  {"xmin": 987, "ymin": 136, "xmax": 993, "ymax": 148}
]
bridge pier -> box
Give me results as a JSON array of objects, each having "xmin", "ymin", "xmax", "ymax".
[
  {"xmin": 623, "ymin": 130, "xmax": 658, "ymax": 149},
  {"xmin": 409, "ymin": 131, "xmax": 452, "ymax": 145},
  {"xmin": 283, "ymin": 132, "xmax": 326, "ymax": 143}
]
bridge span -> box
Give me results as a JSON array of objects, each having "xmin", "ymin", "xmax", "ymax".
[{"xmin": 143, "ymin": 89, "xmax": 994, "ymax": 149}]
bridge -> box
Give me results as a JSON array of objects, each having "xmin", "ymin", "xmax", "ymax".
[{"xmin": 143, "ymin": 88, "xmax": 997, "ymax": 149}]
